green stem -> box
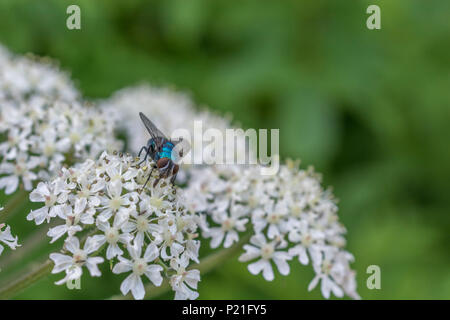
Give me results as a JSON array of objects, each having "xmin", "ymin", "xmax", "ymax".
[
  {"xmin": 0, "ymin": 259, "xmax": 53, "ymax": 299},
  {"xmin": 0, "ymin": 189, "xmax": 28, "ymax": 223},
  {"xmin": 110, "ymin": 233, "xmax": 251, "ymax": 300}
]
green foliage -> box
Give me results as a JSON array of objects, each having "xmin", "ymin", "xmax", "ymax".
[{"xmin": 0, "ymin": 0, "xmax": 448, "ymax": 299}]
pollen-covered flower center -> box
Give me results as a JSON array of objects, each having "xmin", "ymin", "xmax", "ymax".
[
  {"xmin": 13, "ymin": 163, "xmax": 26, "ymax": 176},
  {"xmin": 45, "ymin": 194, "xmax": 57, "ymax": 207},
  {"xmin": 176, "ymin": 217, "xmax": 186, "ymax": 231},
  {"xmin": 109, "ymin": 196, "xmax": 123, "ymax": 210},
  {"xmin": 70, "ymin": 132, "xmax": 80, "ymax": 143},
  {"xmin": 78, "ymin": 188, "xmax": 90, "ymax": 198},
  {"xmin": 301, "ymin": 234, "xmax": 312, "ymax": 247},
  {"xmin": 248, "ymin": 196, "xmax": 258, "ymax": 209},
  {"xmin": 221, "ymin": 218, "xmax": 235, "ymax": 231},
  {"xmin": 133, "ymin": 258, "xmax": 147, "ymax": 276},
  {"xmin": 105, "ymin": 227, "xmax": 120, "ymax": 243},
  {"xmin": 267, "ymin": 213, "xmax": 281, "ymax": 224},
  {"xmin": 72, "ymin": 250, "xmax": 87, "ymax": 266},
  {"xmin": 261, "ymin": 243, "xmax": 275, "ymax": 260},
  {"xmin": 150, "ymin": 197, "xmax": 163, "ymax": 209},
  {"xmin": 291, "ymin": 205, "xmax": 302, "ymax": 217},
  {"xmin": 66, "ymin": 214, "xmax": 80, "ymax": 226},
  {"xmin": 178, "ymin": 267, "xmax": 187, "ymax": 278},
  {"xmin": 322, "ymin": 260, "xmax": 332, "ymax": 275},
  {"xmin": 163, "ymin": 228, "xmax": 175, "ymax": 244},
  {"xmin": 136, "ymin": 216, "xmax": 149, "ymax": 232},
  {"xmin": 44, "ymin": 143, "xmax": 55, "ymax": 156},
  {"xmin": 111, "ymin": 174, "xmax": 122, "ymax": 182}
]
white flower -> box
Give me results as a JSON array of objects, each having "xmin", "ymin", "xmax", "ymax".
[
  {"xmin": 47, "ymin": 198, "xmax": 95, "ymax": 243},
  {"xmin": 27, "ymin": 181, "xmax": 67, "ymax": 225},
  {"xmin": 169, "ymin": 256, "xmax": 200, "ymax": 300},
  {"xmin": 112, "ymin": 242, "xmax": 163, "ymax": 300},
  {"xmin": 50, "ymin": 236, "xmax": 104, "ymax": 285},
  {"xmin": 153, "ymin": 218, "xmax": 185, "ymax": 261},
  {"xmin": 95, "ymin": 218, "xmax": 132, "ymax": 259},
  {"xmin": 205, "ymin": 208, "xmax": 248, "ymax": 248},
  {"xmin": 98, "ymin": 180, "xmax": 135, "ymax": 222},
  {"xmin": 121, "ymin": 208, "xmax": 160, "ymax": 249},
  {"xmin": 252, "ymin": 200, "xmax": 289, "ymax": 239},
  {"xmin": 0, "ymin": 153, "xmax": 39, "ymax": 194},
  {"xmin": 239, "ymin": 234, "xmax": 291, "ymax": 281},
  {"xmin": 0, "ymin": 206, "xmax": 21, "ymax": 257},
  {"xmin": 0, "ymin": 224, "xmax": 20, "ymax": 256},
  {"xmin": 307, "ymin": 247, "xmax": 344, "ymax": 299},
  {"xmin": 288, "ymin": 220, "xmax": 324, "ymax": 266},
  {"xmin": 138, "ymin": 186, "xmax": 173, "ymax": 216},
  {"xmin": 74, "ymin": 174, "xmax": 104, "ymax": 207}
]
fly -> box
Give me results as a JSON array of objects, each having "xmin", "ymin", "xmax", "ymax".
[{"xmin": 137, "ymin": 112, "xmax": 189, "ymax": 190}]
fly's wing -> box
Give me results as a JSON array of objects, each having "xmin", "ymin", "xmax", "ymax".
[
  {"xmin": 171, "ymin": 138, "xmax": 191, "ymax": 164},
  {"xmin": 139, "ymin": 112, "xmax": 167, "ymax": 150}
]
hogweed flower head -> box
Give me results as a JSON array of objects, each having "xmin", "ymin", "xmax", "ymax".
[
  {"xmin": 1, "ymin": 47, "xmax": 359, "ymax": 299},
  {"xmin": 28, "ymin": 151, "xmax": 201, "ymax": 300},
  {"xmin": 185, "ymin": 160, "xmax": 360, "ymax": 299}
]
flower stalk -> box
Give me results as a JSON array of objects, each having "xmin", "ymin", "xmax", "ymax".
[
  {"xmin": 0, "ymin": 259, "xmax": 53, "ymax": 299},
  {"xmin": 0, "ymin": 189, "xmax": 28, "ymax": 224}
]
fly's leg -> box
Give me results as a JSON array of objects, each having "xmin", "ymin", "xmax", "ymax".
[
  {"xmin": 170, "ymin": 172, "xmax": 178, "ymax": 184},
  {"xmin": 170, "ymin": 164, "xmax": 179, "ymax": 185},
  {"xmin": 136, "ymin": 147, "xmax": 150, "ymax": 166},
  {"xmin": 138, "ymin": 146, "xmax": 147, "ymax": 157},
  {"xmin": 141, "ymin": 168, "xmax": 154, "ymax": 191},
  {"xmin": 164, "ymin": 161, "xmax": 174, "ymax": 179}
]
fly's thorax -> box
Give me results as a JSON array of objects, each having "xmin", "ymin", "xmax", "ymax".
[{"xmin": 158, "ymin": 141, "xmax": 174, "ymax": 160}]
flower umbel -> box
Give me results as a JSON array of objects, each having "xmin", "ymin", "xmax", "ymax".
[{"xmin": 28, "ymin": 151, "xmax": 201, "ymax": 299}]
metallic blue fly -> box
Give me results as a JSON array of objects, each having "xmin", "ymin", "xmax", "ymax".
[{"xmin": 137, "ymin": 112, "xmax": 188, "ymax": 190}]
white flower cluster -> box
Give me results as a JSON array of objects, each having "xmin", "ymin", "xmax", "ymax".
[
  {"xmin": 0, "ymin": 49, "xmax": 121, "ymax": 195},
  {"xmin": 0, "ymin": 206, "xmax": 20, "ymax": 257},
  {"xmin": 186, "ymin": 161, "xmax": 360, "ymax": 299},
  {"xmin": 102, "ymin": 85, "xmax": 360, "ymax": 299},
  {"xmin": 0, "ymin": 97, "xmax": 123, "ymax": 194},
  {"xmin": 1, "ymin": 44, "xmax": 359, "ymax": 299},
  {"xmin": 0, "ymin": 45, "xmax": 122, "ymax": 195},
  {"xmin": 0, "ymin": 45, "xmax": 78, "ymax": 103},
  {"xmin": 28, "ymin": 152, "xmax": 201, "ymax": 300}
]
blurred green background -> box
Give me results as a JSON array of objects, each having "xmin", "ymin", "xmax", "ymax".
[{"xmin": 0, "ymin": 0, "xmax": 449, "ymax": 299}]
